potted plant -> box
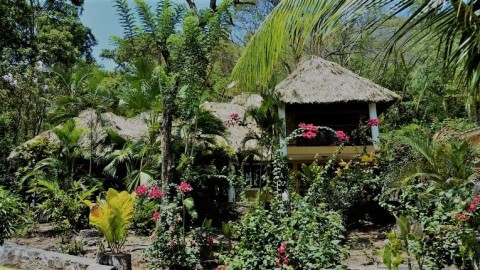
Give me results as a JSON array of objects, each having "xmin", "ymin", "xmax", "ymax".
[{"xmin": 83, "ymin": 188, "xmax": 135, "ymax": 270}]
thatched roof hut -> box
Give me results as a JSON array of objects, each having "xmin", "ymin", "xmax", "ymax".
[
  {"xmin": 8, "ymin": 109, "xmax": 149, "ymax": 159},
  {"xmin": 204, "ymin": 93, "xmax": 262, "ymax": 152},
  {"xmin": 275, "ymin": 56, "xmax": 400, "ymax": 106}
]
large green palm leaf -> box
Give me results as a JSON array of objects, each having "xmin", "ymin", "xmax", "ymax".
[
  {"xmin": 232, "ymin": 0, "xmax": 480, "ymax": 98},
  {"xmin": 231, "ymin": 0, "xmax": 384, "ymax": 91}
]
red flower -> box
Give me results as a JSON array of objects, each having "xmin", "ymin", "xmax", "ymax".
[
  {"xmin": 336, "ymin": 130, "xmax": 349, "ymax": 142},
  {"xmin": 152, "ymin": 211, "xmax": 159, "ymax": 221},
  {"xmin": 135, "ymin": 185, "xmax": 149, "ymax": 196},
  {"xmin": 277, "ymin": 242, "xmax": 287, "ymax": 253},
  {"xmin": 176, "ymin": 182, "xmax": 193, "ymax": 193},
  {"xmin": 366, "ymin": 118, "xmax": 380, "ymax": 127},
  {"xmin": 283, "ymin": 257, "xmax": 289, "ymax": 265},
  {"xmin": 230, "ymin": 113, "xmax": 239, "ymax": 121},
  {"xmin": 148, "ymin": 187, "xmax": 164, "ymax": 199}
]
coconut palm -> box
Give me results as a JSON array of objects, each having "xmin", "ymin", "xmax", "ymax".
[{"xmin": 232, "ymin": 0, "xmax": 480, "ymax": 99}]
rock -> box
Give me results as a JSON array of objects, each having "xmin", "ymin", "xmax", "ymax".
[
  {"xmin": 79, "ymin": 229, "xmax": 99, "ymax": 238},
  {"xmin": 97, "ymin": 253, "xmax": 132, "ymax": 270},
  {"xmin": 0, "ymin": 242, "xmax": 113, "ymax": 270}
]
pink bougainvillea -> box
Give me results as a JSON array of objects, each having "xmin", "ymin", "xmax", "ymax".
[
  {"xmin": 176, "ymin": 182, "xmax": 193, "ymax": 193},
  {"xmin": 298, "ymin": 123, "xmax": 319, "ymax": 139},
  {"xmin": 366, "ymin": 118, "xmax": 380, "ymax": 127},
  {"xmin": 276, "ymin": 242, "xmax": 289, "ymax": 267},
  {"xmin": 152, "ymin": 211, "xmax": 160, "ymax": 221},
  {"xmin": 336, "ymin": 130, "xmax": 349, "ymax": 142},
  {"xmin": 467, "ymin": 195, "xmax": 480, "ymax": 212},
  {"xmin": 148, "ymin": 187, "xmax": 164, "ymax": 199},
  {"xmin": 135, "ymin": 185, "xmax": 149, "ymax": 196}
]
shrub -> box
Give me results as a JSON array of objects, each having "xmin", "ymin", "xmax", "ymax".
[
  {"xmin": 33, "ymin": 179, "xmax": 98, "ymax": 234},
  {"xmin": 145, "ymin": 183, "xmax": 200, "ymax": 270},
  {"xmin": 0, "ymin": 186, "xmax": 25, "ymax": 245},
  {"xmin": 219, "ymin": 197, "xmax": 348, "ymax": 269},
  {"xmin": 133, "ymin": 198, "xmax": 157, "ymax": 235}
]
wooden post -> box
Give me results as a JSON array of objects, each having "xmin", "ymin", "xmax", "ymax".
[
  {"xmin": 368, "ymin": 103, "xmax": 379, "ymax": 148},
  {"xmin": 278, "ymin": 103, "xmax": 287, "ymax": 157}
]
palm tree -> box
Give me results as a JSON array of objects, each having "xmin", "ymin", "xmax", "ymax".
[{"xmin": 232, "ymin": 0, "xmax": 480, "ymax": 100}]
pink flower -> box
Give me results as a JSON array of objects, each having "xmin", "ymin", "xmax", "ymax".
[
  {"xmin": 298, "ymin": 123, "xmax": 319, "ymax": 132},
  {"xmin": 277, "ymin": 242, "xmax": 287, "ymax": 253},
  {"xmin": 148, "ymin": 187, "xmax": 164, "ymax": 199},
  {"xmin": 135, "ymin": 185, "xmax": 149, "ymax": 196},
  {"xmin": 366, "ymin": 118, "xmax": 380, "ymax": 127},
  {"xmin": 176, "ymin": 182, "xmax": 193, "ymax": 193},
  {"xmin": 283, "ymin": 257, "xmax": 289, "ymax": 265},
  {"xmin": 230, "ymin": 113, "xmax": 239, "ymax": 121},
  {"xmin": 299, "ymin": 123, "xmax": 318, "ymax": 139},
  {"xmin": 302, "ymin": 131, "xmax": 317, "ymax": 139},
  {"xmin": 467, "ymin": 202, "xmax": 477, "ymax": 212},
  {"xmin": 152, "ymin": 211, "xmax": 159, "ymax": 221},
  {"xmin": 336, "ymin": 130, "xmax": 349, "ymax": 142}
]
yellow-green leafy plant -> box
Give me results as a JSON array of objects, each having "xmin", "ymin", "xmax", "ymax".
[{"xmin": 83, "ymin": 188, "xmax": 135, "ymax": 253}]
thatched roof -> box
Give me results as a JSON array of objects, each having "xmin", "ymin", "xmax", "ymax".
[
  {"xmin": 204, "ymin": 93, "xmax": 262, "ymax": 152},
  {"xmin": 9, "ymin": 109, "xmax": 148, "ymax": 159},
  {"xmin": 276, "ymin": 56, "xmax": 400, "ymax": 105},
  {"xmin": 11, "ymin": 95, "xmax": 263, "ymax": 159}
]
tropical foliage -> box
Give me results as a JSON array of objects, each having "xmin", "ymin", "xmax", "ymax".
[{"xmin": 84, "ymin": 188, "xmax": 135, "ymax": 253}]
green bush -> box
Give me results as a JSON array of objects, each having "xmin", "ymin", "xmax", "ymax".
[
  {"xmin": 219, "ymin": 197, "xmax": 348, "ymax": 269},
  {"xmin": 0, "ymin": 186, "xmax": 25, "ymax": 245},
  {"xmin": 133, "ymin": 198, "xmax": 157, "ymax": 235}
]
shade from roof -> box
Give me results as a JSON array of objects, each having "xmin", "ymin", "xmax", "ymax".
[{"xmin": 275, "ymin": 56, "xmax": 400, "ymax": 105}]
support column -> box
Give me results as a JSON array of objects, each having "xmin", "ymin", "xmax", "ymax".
[
  {"xmin": 368, "ymin": 103, "xmax": 379, "ymax": 148},
  {"xmin": 278, "ymin": 103, "xmax": 287, "ymax": 157}
]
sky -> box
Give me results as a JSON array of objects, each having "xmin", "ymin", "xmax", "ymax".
[{"xmin": 80, "ymin": 0, "xmax": 212, "ymax": 70}]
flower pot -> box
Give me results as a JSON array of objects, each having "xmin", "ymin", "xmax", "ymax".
[{"xmin": 97, "ymin": 253, "xmax": 132, "ymax": 270}]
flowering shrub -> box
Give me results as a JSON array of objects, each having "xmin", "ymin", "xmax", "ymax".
[
  {"xmin": 145, "ymin": 183, "xmax": 200, "ymax": 269},
  {"xmin": 218, "ymin": 198, "xmax": 347, "ymax": 269},
  {"xmin": 133, "ymin": 185, "xmax": 164, "ymax": 235},
  {"xmin": 298, "ymin": 149, "xmax": 381, "ymax": 213}
]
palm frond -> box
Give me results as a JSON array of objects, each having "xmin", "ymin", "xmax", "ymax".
[
  {"xmin": 230, "ymin": 0, "xmax": 383, "ymax": 91},
  {"xmin": 134, "ymin": 0, "xmax": 157, "ymax": 35},
  {"xmin": 114, "ymin": 0, "xmax": 138, "ymax": 39}
]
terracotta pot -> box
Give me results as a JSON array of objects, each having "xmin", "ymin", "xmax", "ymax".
[{"xmin": 97, "ymin": 253, "xmax": 132, "ymax": 270}]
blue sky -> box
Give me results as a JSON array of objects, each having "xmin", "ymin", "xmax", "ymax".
[{"xmin": 81, "ymin": 0, "xmax": 212, "ymax": 70}]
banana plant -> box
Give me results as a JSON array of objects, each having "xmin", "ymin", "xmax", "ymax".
[{"xmin": 83, "ymin": 188, "xmax": 135, "ymax": 253}]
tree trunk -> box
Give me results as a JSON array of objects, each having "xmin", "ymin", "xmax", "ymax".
[{"xmin": 160, "ymin": 100, "xmax": 174, "ymax": 190}]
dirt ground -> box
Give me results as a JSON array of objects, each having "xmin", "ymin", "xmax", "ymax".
[
  {"xmin": 9, "ymin": 223, "xmax": 451, "ymax": 270},
  {"xmin": 10, "ymin": 223, "xmax": 151, "ymax": 270}
]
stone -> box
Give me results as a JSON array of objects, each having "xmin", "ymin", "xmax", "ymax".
[
  {"xmin": 79, "ymin": 229, "xmax": 99, "ymax": 238},
  {"xmin": 97, "ymin": 253, "xmax": 132, "ymax": 270},
  {"xmin": 0, "ymin": 242, "xmax": 114, "ymax": 270}
]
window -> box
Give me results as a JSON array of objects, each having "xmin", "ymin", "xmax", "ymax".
[{"xmin": 243, "ymin": 164, "xmax": 268, "ymax": 189}]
